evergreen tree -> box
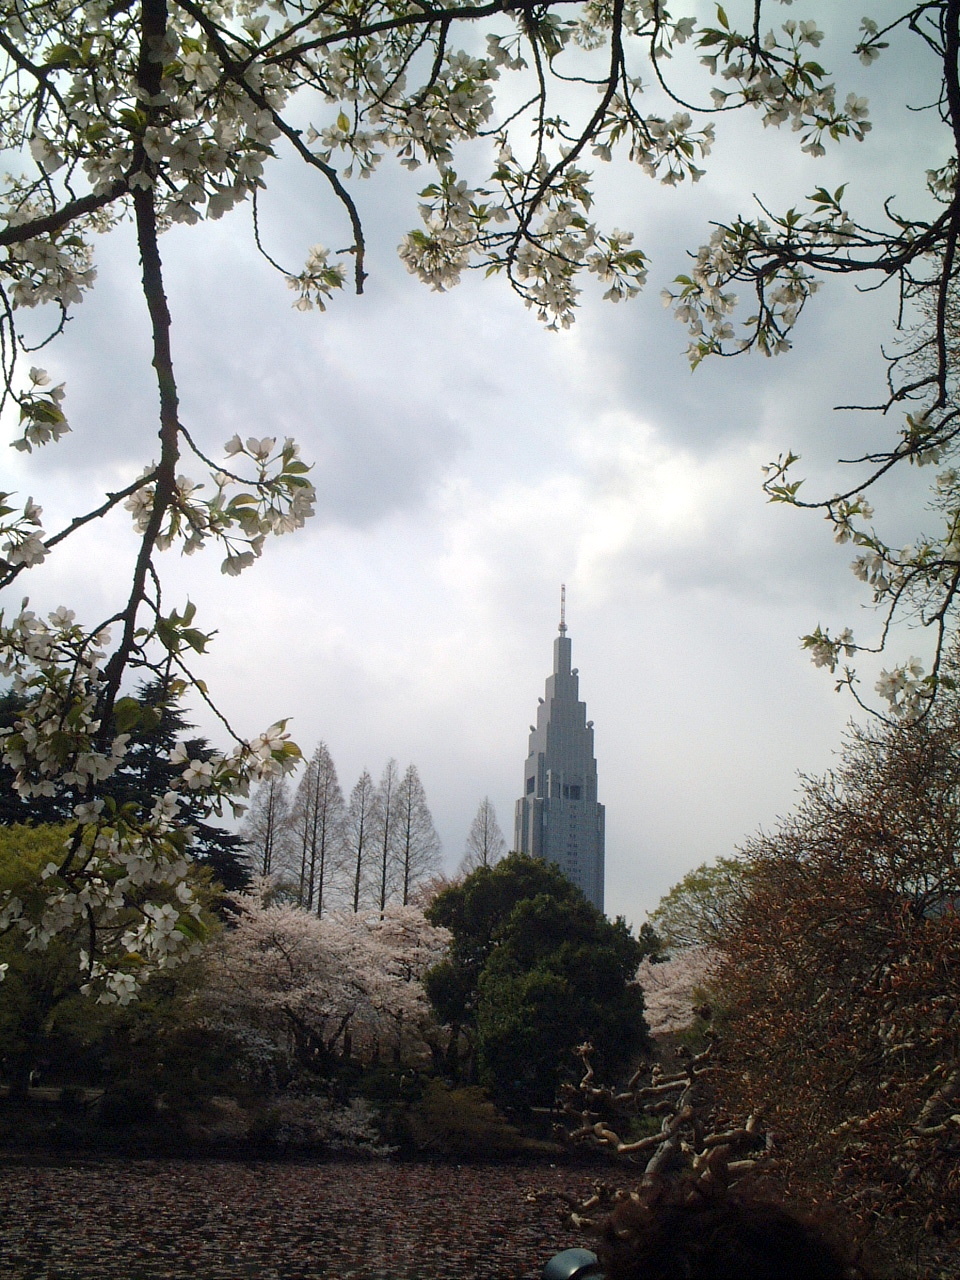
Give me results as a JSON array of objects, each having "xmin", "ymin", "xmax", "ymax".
[
  {"xmin": 1, "ymin": 680, "xmax": 249, "ymax": 891},
  {"xmin": 426, "ymin": 853, "xmax": 650, "ymax": 1106},
  {"xmin": 100, "ymin": 679, "xmax": 249, "ymax": 891}
]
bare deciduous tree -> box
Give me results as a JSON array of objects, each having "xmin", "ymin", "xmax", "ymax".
[
  {"xmin": 242, "ymin": 775, "xmax": 293, "ymax": 879},
  {"xmin": 344, "ymin": 770, "xmax": 376, "ymax": 914},
  {"xmin": 559, "ymin": 1039, "xmax": 769, "ymax": 1199},
  {"xmin": 371, "ymin": 759, "xmax": 402, "ymax": 915},
  {"xmin": 395, "ymin": 764, "xmax": 442, "ymax": 905},
  {"xmin": 460, "ymin": 797, "xmax": 507, "ymax": 874},
  {"xmin": 289, "ymin": 742, "xmax": 344, "ymax": 916}
]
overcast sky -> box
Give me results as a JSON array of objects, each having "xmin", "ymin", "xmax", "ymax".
[{"xmin": 4, "ymin": 4, "xmax": 947, "ymax": 926}]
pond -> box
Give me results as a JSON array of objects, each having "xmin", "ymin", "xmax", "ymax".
[{"xmin": 0, "ymin": 1158, "xmax": 610, "ymax": 1279}]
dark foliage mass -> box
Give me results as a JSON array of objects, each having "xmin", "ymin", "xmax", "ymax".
[
  {"xmin": 426, "ymin": 853, "xmax": 652, "ymax": 1107},
  {"xmin": 597, "ymin": 1188, "xmax": 854, "ymax": 1280}
]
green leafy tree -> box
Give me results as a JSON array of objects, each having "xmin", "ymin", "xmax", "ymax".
[
  {"xmin": 477, "ymin": 891, "xmax": 649, "ymax": 1107},
  {"xmin": 0, "ymin": 824, "xmax": 86, "ymax": 1092},
  {"xmin": 648, "ymin": 857, "xmax": 756, "ymax": 951},
  {"xmin": 425, "ymin": 852, "xmax": 650, "ymax": 1106}
]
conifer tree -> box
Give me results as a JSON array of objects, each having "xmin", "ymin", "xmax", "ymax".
[
  {"xmin": 289, "ymin": 742, "xmax": 344, "ymax": 915},
  {"xmin": 395, "ymin": 765, "xmax": 442, "ymax": 905},
  {"xmin": 243, "ymin": 775, "xmax": 293, "ymax": 880},
  {"xmin": 461, "ymin": 797, "xmax": 507, "ymax": 874},
  {"xmin": 345, "ymin": 770, "xmax": 376, "ymax": 913},
  {"xmin": 1, "ymin": 679, "xmax": 249, "ymax": 890}
]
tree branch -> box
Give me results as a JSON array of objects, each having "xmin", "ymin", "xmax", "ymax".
[
  {"xmin": 0, "ymin": 182, "xmax": 128, "ymax": 248},
  {"xmin": 0, "ymin": 472, "xmax": 158, "ymax": 590},
  {"xmin": 101, "ymin": 0, "xmax": 181, "ymax": 725}
]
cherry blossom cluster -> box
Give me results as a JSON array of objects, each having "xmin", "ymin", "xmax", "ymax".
[
  {"xmin": 0, "ymin": 600, "xmax": 301, "ymax": 999},
  {"xmin": 3, "ymin": 200, "xmax": 98, "ymax": 309},
  {"xmin": 269, "ymin": 1094, "xmax": 387, "ymax": 1152},
  {"xmin": 663, "ymin": 169, "xmax": 866, "ymax": 365},
  {"xmin": 7, "ymin": 367, "xmax": 70, "ymax": 456},
  {"xmin": 662, "ymin": 12, "xmax": 960, "ymax": 710},
  {"xmin": 0, "ymin": 493, "xmax": 47, "ymax": 569},
  {"xmin": 201, "ymin": 886, "xmax": 451, "ymax": 1067},
  {"xmin": 701, "ymin": 14, "xmax": 871, "ymax": 156},
  {"xmin": 1, "ymin": 0, "xmax": 882, "ymax": 353},
  {"xmin": 801, "ymin": 624, "xmax": 857, "ymax": 676},
  {"xmin": 0, "ymin": 804, "xmax": 202, "ymax": 1005},
  {"xmin": 0, "ymin": 0, "xmax": 886, "ymax": 359},
  {"xmin": 766, "ymin": 409, "xmax": 960, "ymax": 715},
  {"xmin": 123, "ymin": 434, "xmax": 316, "ymax": 575},
  {"xmin": 662, "ymin": 215, "xmax": 829, "ymax": 366},
  {"xmin": 636, "ymin": 946, "xmax": 715, "ymax": 1036},
  {"xmin": 0, "ymin": 606, "xmax": 118, "ymax": 798}
]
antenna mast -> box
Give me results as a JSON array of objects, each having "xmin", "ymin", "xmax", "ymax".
[{"xmin": 559, "ymin": 583, "xmax": 567, "ymax": 635}]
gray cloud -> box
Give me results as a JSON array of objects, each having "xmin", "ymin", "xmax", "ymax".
[{"xmin": 4, "ymin": 7, "xmax": 949, "ymax": 930}]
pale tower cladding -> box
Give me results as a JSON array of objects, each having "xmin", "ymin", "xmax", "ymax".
[{"xmin": 514, "ymin": 589, "xmax": 605, "ymax": 912}]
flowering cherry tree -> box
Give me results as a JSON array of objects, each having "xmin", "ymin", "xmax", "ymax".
[
  {"xmin": 636, "ymin": 946, "xmax": 714, "ymax": 1037},
  {"xmin": 0, "ymin": 1, "xmax": 957, "ymax": 995},
  {"xmin": 200, "ymin": 885, "xmax": 450, "ymax": 1070}
]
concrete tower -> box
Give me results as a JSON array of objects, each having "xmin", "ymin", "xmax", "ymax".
[{"xmin": 514, "ymin": 589, "xmax": 605, "ymax": 912}]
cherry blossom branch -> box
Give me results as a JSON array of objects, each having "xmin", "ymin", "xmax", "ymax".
[
  {"xmin": 0, "ymin": 28, "xmax": 70, "ymax": 115},
  {"xmin": 0, "ymin": 182, "xmax": 128, "ymax": 248},
  {"xmin": 173, "ymin": 0, "xmax": 367, "ymax": 293},
  {"xmin": 0, "ymin": 473, "xmax": 159, "ymax": 590},
  {"xmin": 259, "ymin": 0, "xmax": 581, "ymax": 59},
  {"xmin": 506, "ymin": 0, "xmax": 626, "ymax": 283}
]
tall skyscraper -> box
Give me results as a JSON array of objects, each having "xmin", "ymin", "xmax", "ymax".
[{"xmin": 514, "ymin": 590, "xmax": 605, "ymax": 912}]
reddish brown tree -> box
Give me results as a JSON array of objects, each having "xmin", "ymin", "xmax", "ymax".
[{"xmin": 713, "ymin": 691, "xmax": 960, "ymax": 1261}]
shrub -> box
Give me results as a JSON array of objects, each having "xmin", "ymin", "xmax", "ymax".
[
  {"xmin": 407, "ymin": 1080, "xmax": 527, "ymax": 1157},
  {"xmin": 97, "ymin": 1079, "xmax": 158, "ymax": 1127}
]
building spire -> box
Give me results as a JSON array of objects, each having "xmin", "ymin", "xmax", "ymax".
[{"xmin": 515, "ymin": 586, "xmax": 604, "ymax": 912}]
